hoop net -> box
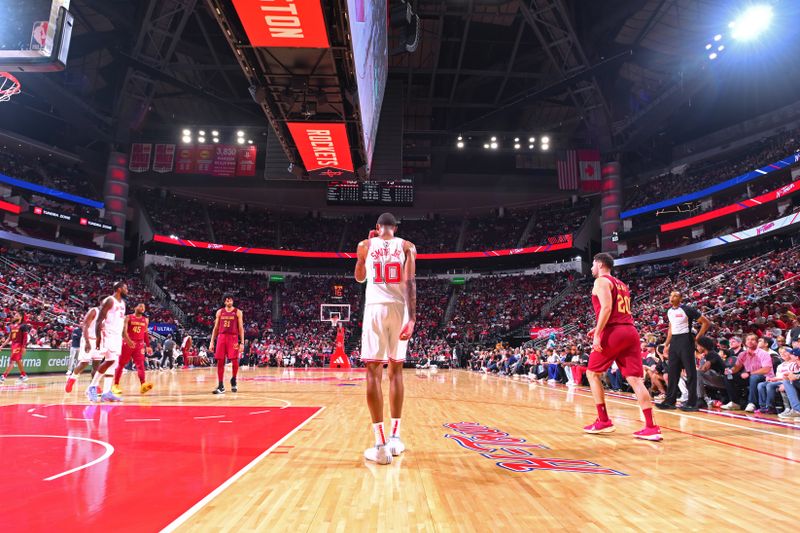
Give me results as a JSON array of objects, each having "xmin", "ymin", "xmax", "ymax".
[
  {"xmin": 330, "ymin": 315, "xmax": 340, "ymax": 329},
  {"xmin": 0, "ymin": 72, "xmax": 21, "ymax": 103}
]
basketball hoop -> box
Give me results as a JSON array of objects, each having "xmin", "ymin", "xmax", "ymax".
[
  {"xmin": 330, "ymin": 315, "xmax": 340, "ymax": 329},
  {"xmin": 0, "ymin": 72, "xmax": 21, "ymax": 103}
]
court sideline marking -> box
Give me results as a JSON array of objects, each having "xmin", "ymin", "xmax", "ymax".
[
  {"xmin": 160, "ymin": 406, "xmax": 325, "ymax": 533},
  {"xmin": 477, "ymin": 371, "xmax": 800, "ymax": 442}
]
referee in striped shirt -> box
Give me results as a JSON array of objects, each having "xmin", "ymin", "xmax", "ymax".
[{"xmin": 656, "ymin": 291, "xmax": 711, "ymax": 412}]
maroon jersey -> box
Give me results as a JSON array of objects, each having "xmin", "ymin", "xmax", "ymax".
[
  {"xmin": 127, "ymin": 315, "xmax": 148, "ymax": 343},
  {"xmin": 9, "ymin": 323, "xmax": 29, "ymax": 347},
  {"xmin": 218, "ymin": 308, "xmax": 239, "ymax": 336},
  {"xmin": 592, "ymin": 274, "xmax": 634, "ymax": 327}
]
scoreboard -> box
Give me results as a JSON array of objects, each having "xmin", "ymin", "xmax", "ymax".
[{"xmin": 326, "ymin": 179, "xmax": 414, "ymax": 206}]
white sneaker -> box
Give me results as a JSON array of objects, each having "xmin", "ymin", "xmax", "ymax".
[
  {"xmin": 721, "ymin": 402, "xmax": 741, "ymax": 410},
  {"xmin": 364, "ymin": 444, "xmax": 392, "ymax": 465},
  {"xmin": 387, "ymin": 437, "xmax": 405, "ymax": 456},
  {"xmin": 744, "ymin": 403, "xmax": 756, "ymax": 413}
]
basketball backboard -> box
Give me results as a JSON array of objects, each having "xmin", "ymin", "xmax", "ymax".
[
  {"xmin": 320, "ymin": 304, "xmax": 351, "ymax": 324},
  {"xmin": 0, "ymin": 1, "xmax": 73, "ymax": 72}
]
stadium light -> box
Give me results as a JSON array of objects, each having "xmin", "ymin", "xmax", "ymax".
[
  {"xmin": 457, "ymin": 135, "xmax": 463, "ymax": 141},
  {"xmin": 182, "ymin": 135, "xmax": 191, "ymax": 144},
  {"xmin": 248, "ymin": 139, "xmax": 254, "ymax": 144},
  {"xmin": 514, "ymin": 137, "xmax": 520, "ymax": 142},
  {"xmin": 705, "ymin": 43, "xmax": 713, "ymax": 50},
  {"xmin": 541, "ymin": 135, "xmax": 550, "ymax": 144},
  {"xmin": 528, "ymin": 144, "xmax": 534, "ymax": 150},
  {"xmin": 528, "ymin": 137, "xmax": 535, "ymax": 143},
  {"xmin": 713, "ymin": 34, "xmax": 722, "ymax": 42},
  {"xmin": 198, "ymin": 136, "xmax": 206, "ymax": 143},
  {"xmin": 237, "ymin": 130, "xmax": 245, "ymax": 137},
  {"xmin": 718, "ymin": 45, "xmax": 725, "ymax": 51},
  {"xmin": 212, "ymin": 130, "xmax": 219, "ymax": 137},
  {"xmin": 237, "ymin": 137, "xmax": 246, "ymax": 145},
  {"xmin": 483, "ymin": 143, "xmax": 489, "ymax": 149},
  {"xmin": 490, "ymin": 142, "xmax": 498, "ymax": 149},
  {"xmin": 709, "ymin": 52, "xmax": 718, "ymax": 60},
  {"xmin": 213, "ymin": 137, "xmax": 220, "ymax": 143},
  {"xmin": 182, "ymin": 128, "xmax": 191, "ymax": 136},
  {"xmin": 514, "ymin": 143, "xmax": 520, "ymax": 149},
  {"xmin": 199, "ymin": 130, "xmax": 206, "ymax": 136},
  {"xmin": 730, "ymin": 5, "xmax": 773, "ymax": 41},
  {"xmin": 541, "ymin": 144, "xmax": 550, "ymax": 151},
  {"xmin": 490, "ymin": 136, "xmax": 497, "ymax": 142},
  {"xmin": 457, "ymin": 141, "xmax": 464, "ymax": 149}
]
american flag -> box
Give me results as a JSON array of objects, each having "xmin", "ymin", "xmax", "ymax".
[{"xmin": 557, "ymin": 150, "xmax": 579, "ymax": 190}]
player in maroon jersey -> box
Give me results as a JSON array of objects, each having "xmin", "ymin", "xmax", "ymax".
[
  {"xmin": 584, "ymin": 253, "xmax": 662, "ymax": 441},
  {"xmin": 0, "ymin": 311, "xmax": 30, "ymax": 383},
  {"xmin": 112, "ymin": 303, "xmax": 154, "ymax": 395},
  {"xmin": 208, "ymin": 296, "xmax": 244, "ymax": 394}
]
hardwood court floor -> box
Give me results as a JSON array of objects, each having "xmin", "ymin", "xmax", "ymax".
[{"xmin": 1, "ymin": 366, "xmax": 798, "ymax": 532}]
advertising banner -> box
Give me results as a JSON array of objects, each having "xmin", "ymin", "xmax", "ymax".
[{"xmin": 231, "ymin": 0, "xmax": 329, "ymax": 48}]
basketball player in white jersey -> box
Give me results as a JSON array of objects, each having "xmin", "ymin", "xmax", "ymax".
[
  {"xmin": 86, "ymin": 281, "xmax": 127, "ymax": 403},
  {"xmin": 65, "ymin": 299, "xmax": 104, "ymax": 393},
  {"xmin": 355, "ymin": 212, "xmax": 417, "ymax": 465}
]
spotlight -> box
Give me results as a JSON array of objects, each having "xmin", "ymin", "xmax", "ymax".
[
  {"xmin": 248, "ymin": 139, "xmax": 254, "ymax": 144},
  {"xmin": 528, "ymin": 137, "xmax": 535, "ymax": 143},
  {"xmin": 514, "ymin": 137, "xmax": 519, "ymax": 142},
  {"xmin": 490, "ymin": 142, "xmax": 498, "ymax": 149},
  {"xmin": 237, "ymin": 130, "xmax": 245, "ymax": 137},
  {"xmin": 198, "ymin": 136, "xmax": 206, "ymax": 143},
  {"xmin": 718, "ymin": 45, "xmax": 725, "ymax": 51},
  {"xmin": 212, "ymin": 130, "xmax": 219, "ymax": 137},
  {"xmin": 457, "ymin": 135, "xmax": 463, "ymax": 141},
  {"xmin": 541, "ymin": 144, "xmax": 549, "ymax": 151},
  {"xmin": 491, "ymin": 136, "xmax": 497, "ymax": 142},
  {"xmin": 213, "ymin": 137, "xmax": 220, "ymax": 143},
  {"xmin": 182, "ymin": 128, "xmax": 191, "ymax": 136},
  {"xmin": 713, "ymin": 34, "xmax": 722, "ymax": 42},
  {"xmin": 514, "ymin": 143, "xmax": 520, "ymax": 149},
  {"xmin": 541, "ymin": 136, "xmax": 550, "ymax": 144},
  {"xmin": 182, "ymin": 135, "xmax": 191, "ymax": 143},
  {"xmin": 705, "ymin": 43, "xmax": 713, "ymax": 50},
  {"xmin": 709, "ymin": 52, "xmax": 718, "ymax": 60},
  {"xmin": 528, "ymin": 144, "xmax": 534, "ymax": 150},
  {"xmin": 237, "ymin": 137, "xmax": 246, "ymax": 145},
  {"xmin": 457, "ymin": 141, "xmax": 465, "ymax": 149},
  {"xmin": 199, "ymin": 130, "xmax": 206, "ymax": 136},
  {"xmin": 731, "ymin": 5, "xmax": 773, "ymax": 41}
]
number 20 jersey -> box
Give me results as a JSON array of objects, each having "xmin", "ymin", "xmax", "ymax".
[
  {"xmin": 365, "ymin": 237, "xmax": 407, "ymax": 306},
  {"xmin": 591, "ymin": 274, "xmax": 634, "ymax": 327}
]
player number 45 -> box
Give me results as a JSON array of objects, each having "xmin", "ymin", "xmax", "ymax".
[{"xmin": 374, "ymin": 262, "xmax": 402, "ymax": 284}]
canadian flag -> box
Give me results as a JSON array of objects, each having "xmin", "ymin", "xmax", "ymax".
[{"xmin": 578, "ymin": 149, "xmax": 601, "ymax": 192}]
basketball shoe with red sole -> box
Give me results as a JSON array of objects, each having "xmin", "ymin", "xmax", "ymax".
[
  {"xmin": 583, "ymin": 419, "xmax": 615, "ymax": 434},
  {"xmin": 633, "ymin": 426, "xmax": 663, "ymax": 441}
]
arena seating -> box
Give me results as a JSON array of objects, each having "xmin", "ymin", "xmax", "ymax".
[
  {"xmin": 624, "ymin": 126, "xmax": 800, "ymax": 210},
  {"xmin": 0, "ymin": 248, "xmax": 173, "ymax": 349}
]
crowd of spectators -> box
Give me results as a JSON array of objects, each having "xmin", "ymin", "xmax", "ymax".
[
  {"xmin": 0, "ymin": 148, "xmax": 101, "ymax": 201},
  {"xmin": 624, "ymin": 126, "xmax": 800, "ymax": 210},
  {"xmin": 0, "ymin": 247, "xmax": 173, "ymax": 349}
]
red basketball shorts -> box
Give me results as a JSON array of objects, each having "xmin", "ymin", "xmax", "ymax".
[
  {"xmin": 587, "ymin": 325, "xmax": 643, "ymax": 378},
  {"xmin": 215, "ymin": 334, "xmax": 238, "ymax": 360},
  {"xmin": 121, "ymin": 341, "xmax": 146, "ymax": 363},
  {"xmin": 10, "ymin": 345, "xmax": 23, "ymax": 362}
]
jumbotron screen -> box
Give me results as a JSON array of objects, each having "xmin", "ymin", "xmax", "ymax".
[{"xmin": 326, "ymin": 179, "xmax": 413, "ymax": 206}]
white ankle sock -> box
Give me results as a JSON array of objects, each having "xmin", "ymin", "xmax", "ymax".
[
  {"xmin": 372, "ymin": 422, "xmax": 387, "ymax": 446},
  {"xmin": 390, "ymin": 418, "xmax": 401, "ymax": 439}
]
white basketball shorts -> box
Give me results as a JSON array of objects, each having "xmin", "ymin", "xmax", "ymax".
[
  {"xmin": 360, "ymin": 303, "xmax": 409, "ymax": 363},
  {"xmin": 78, "ymin": 337, "xmax": 103, "ymax": 362},
  {"xmin": 99, "ymin": 333, "xmax": 123, "ymax": 362}
]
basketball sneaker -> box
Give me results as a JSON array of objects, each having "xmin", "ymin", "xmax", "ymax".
[
  {"xmin": 744, "ymin": 403, "xmax": 756, "ymax": 413},
  {"xmin": 387, "ymin": 436, "xmax": 405, "ymax": 456},
  {"xmin": 111, "ymin": 384, "xmax": 123, "ymax": 396},
  {"xmin": 86, "ymin": 385, "xmax": 99, "ymax": 403},
  {"xmin": 721, "ymin": 401, "xmax": 741, "ymax": 410},
  {"xmin": 0, "ymin": 375, "xmax": 4, "ymax": 383},
  {"xmin": 101, "ymin": 391, "xmax": 122, "ymax": 402},
  {"xmin": 213, "ymin": 386, "xmax": 225, "ymax": 395},
  {"xmin": 583, "ymin": 419, "xmax": 615, "ymax": 434},
  {"xmin": 140, "ymin": 382, "xmax": 153, "ymax": 394},
  {"xmin": 19, "ymin": 375, "xmax": 28, "ymax": 382},
  {"xmin": 65, "ymin": 376, "xmax": 77, "ymax": 393},
  {"xmin": 633, "ymin": 426, "xmax": 663, "ymax": 441},
  {"xmin": 231, "ymin": 377, "xmax": 238, "ymax": 393},
  {"xmin": 364, "ymin": 444, "xmax": 393, "ymax": 465}
]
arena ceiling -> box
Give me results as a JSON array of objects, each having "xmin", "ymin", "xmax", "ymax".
[{"xmin": 3, "ymin": 0, "xmax": 799, "ymax": 173}]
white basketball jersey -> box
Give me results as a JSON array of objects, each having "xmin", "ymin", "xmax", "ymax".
[
  {"xmin": 102, "ymin": 296, "xmax": 126, "ymax": 338},
  {"xmin": 84, "ymin": 307, "xmax": 99, "ymax": 339},
  {"xmin": 365, "ymin": 237, "xmax": 407, "ymax": 305}
]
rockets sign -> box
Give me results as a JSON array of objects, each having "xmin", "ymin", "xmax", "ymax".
[
  {"xmin": 232, "ymin": 0, "xmax": 329, "ymax": 48},
  {"xmin": 287, "ymin": 122, "xmax": 354, "ymax": 177}
]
